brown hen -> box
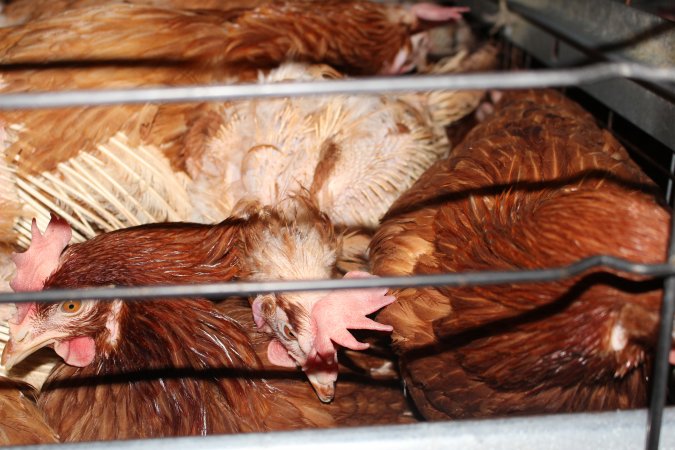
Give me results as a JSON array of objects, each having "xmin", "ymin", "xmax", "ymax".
[
  {"xmin": 369, "ymin": 89, "xmax": 672, "ymax": 419},
  {"xmin": 1, "ymin": 211, "xmax": 413, "ymax": 441}
]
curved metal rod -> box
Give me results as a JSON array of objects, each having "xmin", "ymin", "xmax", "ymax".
[
  {"xmin": 0, "ymin": 62, "xmax": 673, "ymax": 110},
  {"xmin": 0, "ymin": 254, "xmax": 672, "ymax": 304}
]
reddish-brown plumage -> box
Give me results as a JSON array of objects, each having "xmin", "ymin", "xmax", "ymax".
[
  {"xmin": 1, "ymin": 0, "xmax": 270, "ymax": 25},
  {"xmin": 0, "ymin": 1, "xmax": 440, "ymax": 75},
  {"xmin": 5, "ymin": 212, "xmax": 413, "ymax": 441},
  {"xmin": 370, "ymin": 89, "xmax": 671, "ymax": 419},
  {"xmin": 0, "ymin": 377, "xmax": 59, "ymax": 445},
  {"xmin": 34, "ymin": 219, "xmax": 294, "ymax": 440}
]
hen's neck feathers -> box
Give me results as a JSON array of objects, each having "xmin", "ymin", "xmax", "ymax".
[
  {"xmin": 48, "ymin": 219, "xmax": 245, "ymax": 288},
  {"xmin": 39, "ymin": 298, "xmax": 278, "ymax": 441}
]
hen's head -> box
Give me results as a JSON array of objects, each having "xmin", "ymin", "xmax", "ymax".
[
  {"xmin": 241, "ymin": 201, "xmax": 395, "ymax": 402},
  {"xmin": 2, "ymin": 214, "xmax": 247, "ymax": 373},
  {"xmin": 2, "ymin": 299, "xmax": 113, "ymax": 370},
  {"xmin": 1, "ymin": 214, "xmax": 110, "ymax": 370}
]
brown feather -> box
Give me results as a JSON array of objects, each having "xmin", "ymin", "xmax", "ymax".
[
  {"xmin": 370, "ymin": 89, "xmax": 670, "ymax": 419},
  {"xmin": 0, "ymin": 377, "xmax": 59, "ymax": 444},
  {"xmin": 31, "ymin": 223, "xmax": 303, "ymax": 440}
]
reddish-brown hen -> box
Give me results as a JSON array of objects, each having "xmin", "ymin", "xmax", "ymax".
[
  {"xmin": 369, "ymin": 89, "xmax": 672, "ymax": 419},
  {"xmin": 2, "ymin": 210, "xmax": 412, "ymax": 441},
  {"xmin": 0, "ymin": 0, "xmax": 464, "ymax": 75}
]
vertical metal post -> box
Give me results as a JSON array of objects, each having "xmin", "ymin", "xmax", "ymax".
[
  {"xmin": 666, "ymin": 153, "xmax": 675, "ymax": 206},
  {"xmin": 607, "ymin": 110, "xmax": 614, "ymax": 130},
  {"xmin": 646, "ymin": 217, "xmax": 675, "ymax": 449}
]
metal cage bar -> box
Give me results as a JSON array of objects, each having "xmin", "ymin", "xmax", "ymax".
[
  {"xmin": 0, "ymin": 63, "xmax": 673, "ymax": 110},
  {"xmin": 6, "ymin": 408, "xmax": 675, "ymax": 450},
  {"xmin": 0, "ymin": 255, "xmax": 673, "ymax": 304}
]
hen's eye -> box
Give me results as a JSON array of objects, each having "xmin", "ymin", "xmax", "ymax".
[
  {"xmin": 281, "ymin": 323, "xmax": 296, "ymax": 340},
  {"xmin": 61, "ymin": 301, "xmax": 82, "ymax": 314}
]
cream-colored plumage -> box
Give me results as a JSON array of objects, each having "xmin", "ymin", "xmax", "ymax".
[
  {"xmin": 189, "ymin": 46, "xmax": 496, "ymax": 229},
  {"xmin": 5, "ymin": 134, "xmax": 194, "ymax": 248},
  {"xmin": 189, "ymin": 64, "xmax": 441, "ymax": 228}
]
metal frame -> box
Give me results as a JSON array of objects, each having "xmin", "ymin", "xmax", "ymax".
[
  {"xmin": 0, "ymin": 63, "xmax": 672, "ymax": 110},
  {"xmin": 0, "ymin": 0, "xmax": 674, "ymax": 448},
  {"xmin": 6, "ymin": 408, "xmax": 675, "ymax": 450}
]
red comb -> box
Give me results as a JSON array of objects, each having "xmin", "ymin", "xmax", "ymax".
[
  {"xmin": 411, "ymin": 3, "xmax": 469, "ymax": 22},
  {"xmin": 10, "ymin": 214, "xmax": 71, "ymax": 293},
  {"xmin": 310, "ymin": 271, "xmax": 395, "ymax": 359}
]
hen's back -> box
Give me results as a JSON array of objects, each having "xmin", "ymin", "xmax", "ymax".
[{"xmin": 370, "ymin": 89, "xmax": 670, "ymax": 419}]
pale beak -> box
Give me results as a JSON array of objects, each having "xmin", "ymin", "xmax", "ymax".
[
  {"xmin": 306, "ymin": 372, "xmax": 336, "ymax": 403},
  {"xmin": 303, "ymin": 350, "xmax": 338, "ymax": 403},
  {"xmin": 1, "ymin": 326, "xmax": 64, "ymax": 371}
]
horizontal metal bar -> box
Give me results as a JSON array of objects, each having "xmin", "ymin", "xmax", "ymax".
[
  {"xmin": 7, "ymin": 407, "xmax": 675, "ymax": 450},
  {"xmin": 0, "ymin": 255, "xmax": 671, "ymax": 304},
  {"xmin": 0, "ymin": 63, "xmax": 673, "ymax": 110}
]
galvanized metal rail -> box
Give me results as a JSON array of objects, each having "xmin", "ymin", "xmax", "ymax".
[
  {"xmin": 0, "ymin": 255, "xmax": 671, "ymax": 304},
  {"xmin": 0, "ymin": 62, "xmax": 673, "ymax": 110},
  {"xmin": 5, "ymin": 408, "xmax": 675, "ymax": 450}
]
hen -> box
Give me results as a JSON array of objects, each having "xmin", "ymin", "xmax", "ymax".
[
  {"xmin": 1, "ymin": 213, "xmax": 413, "ymax": 441},
  {"xmin": 0, "ymin": 0, "xmax": 465, "ymax": 76},
  {"xmin": 369, "ymin": 89, "xmax": 672, "ymax": 419}
]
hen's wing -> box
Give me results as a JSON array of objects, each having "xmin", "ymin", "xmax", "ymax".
[
  {"xmin": 0, "ymin": 1, "xmax": 450, "ymax": 76},
  {"xmin": 1, "ymin": 0, "xmax": 270, "ymax": 25}
]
